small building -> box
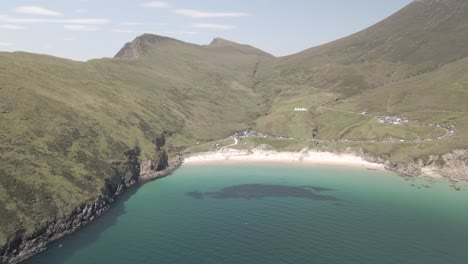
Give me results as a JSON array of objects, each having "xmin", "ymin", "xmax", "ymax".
[{"xmin": 294, "ymin": 107, "xmax": 308, "ymax": 112}]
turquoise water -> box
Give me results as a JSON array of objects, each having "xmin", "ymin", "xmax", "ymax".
[{"xmin": 26, "ymin": 164, "xmax": 468, "ymax": 264}]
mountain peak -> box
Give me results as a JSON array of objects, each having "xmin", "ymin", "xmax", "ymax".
[
  {"xmin": 209, "ymin": 37, "xmax": 238, "ymax": 46},
  {"xmin": 137, "ymin": 33, "xmax": 181, "ymax": 44},
  {"xmin": 114, "ymin": 33, "xmax": 183, "ymax": 59}
]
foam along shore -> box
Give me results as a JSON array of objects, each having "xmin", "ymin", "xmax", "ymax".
[{"xmin": 183, "ymin": 149, "xmax": 385, "ymax": 170}]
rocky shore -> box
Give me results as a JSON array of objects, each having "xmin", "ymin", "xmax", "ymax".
[
  {"xmin": 185, "ymin": 147, "xmax": 468, "ymax": 182},
  {"xmin": 1, "ymin": 146, "xmax": 466, "ymax": 263},
  {"xmin": 0, "ymin": 149, "xmax": 183, "ymax": 264},
  {"xmin": 382, "ymin": 149, "xmax": 468, "ymax": 182}
]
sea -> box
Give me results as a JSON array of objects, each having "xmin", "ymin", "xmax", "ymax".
[{"xmin": 25, "ymin": 163, "xmax": 468, "ymax": 264}]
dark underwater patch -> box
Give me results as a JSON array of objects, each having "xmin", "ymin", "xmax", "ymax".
[
  {"xmin": 186, "ymin": 184, "xmax": 341, "ymax": 201},
  {"xmin": 186, "ymin": 191, "xmax": 205, "ymax": 199}
]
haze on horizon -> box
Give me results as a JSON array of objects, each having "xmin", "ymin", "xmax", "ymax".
[{"xmin": 0, "ymin": 0, "xmax": 412, "ymax": 61}]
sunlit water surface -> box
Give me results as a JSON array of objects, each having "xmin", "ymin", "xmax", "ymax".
[{"xmin": 26, "ymin": 164, "xmax": 468, "ymax": 264}]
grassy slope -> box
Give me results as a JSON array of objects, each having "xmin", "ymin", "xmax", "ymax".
[
  {"xmin": 332, "ymin": 56, "xmax": 468, "ymax": 161},
  {"xmin": 251, "ymin": 0, "xmax": 468, "ymax": 161},
  {"xmin": 0, "ymin": 36, "xmax": 270, "ymax": 246},
  {"xmin": 258, "ymin": 0, "xmax": 468, "ymax": 94}
]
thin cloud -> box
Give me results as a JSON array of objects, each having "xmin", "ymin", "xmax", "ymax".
[
  {"xmin": 64, "ymin": 25, "xmax": 98, "ymax": 31},
  {"xmin": 191, "ymin": 23, "xmax": 235, "ymax": 29},
  {"xmin": 0, "ymin": 42, "xmax": 13, "ymax": 46},
  {"xmin": 76, "ymin": 9, "xmax": 89, "ymax": 14},
  {"xmin": 174, "ymin": 9, "xmax": 248, "ymax": 18},
  {"xmin": 0, "ymin": 15, "xmax": 110, "ymax": 24},
  {"xmin": 142, "ymin": 1, "xmax": 170, "ymax": 8},
  {"xmin": 15, "ymin": 6, "xmax": 62, "ymax": 16},
  {"xmin": 119, "ymin": 22, "xmax": 143, "ymax": 26},
  {"xmin": 0, "ymin": 24, "xmax": 26, "ymax": 30}
]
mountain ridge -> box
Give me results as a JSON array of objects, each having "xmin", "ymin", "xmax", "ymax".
[{"xmin": 115, "ymin": 34, "xmax": 273, "ymax": 59}]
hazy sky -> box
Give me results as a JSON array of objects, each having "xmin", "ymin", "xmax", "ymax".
[{"xmin": 0, "ymin": 0, "xmax": 412, "ymax": 61}]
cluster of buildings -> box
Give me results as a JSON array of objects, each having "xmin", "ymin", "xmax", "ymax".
[
  {"xmin": 229, "ymin": 130, "xmax": 295, "ymax": 140},
  {"xmin": 377, "ymin": 115, "xmax": 409, "ymax": 125},
  {"xmin": 229, "ymin": 130, "xmax": 270, "ymax": 139}
]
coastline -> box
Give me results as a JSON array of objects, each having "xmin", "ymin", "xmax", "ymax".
[
  {"xmin": 5, "ymin": 147, "xmax": 465, "ymax": 263},
  {"xmin": 182, "ymin": 148, "xmax": 468, "ymax": 182},
  {"xmin": 183, "ymin": 149, "xmax": 385, "ymax": 171},
  {"xmin": 1, "ymin": 156, "xmax": 183, "ymax": 264}
]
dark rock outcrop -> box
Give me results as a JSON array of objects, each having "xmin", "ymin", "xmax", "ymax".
[
  {"xmin": 139, "ymin": 156, "xmax": 183, "ymax": 181},
  {"xmin": 384, "ymin": 149, "xmax": 468, "ymax": 181},
  {"xmin": 1, "ymin": 195, "xmax": 115, "ymax": 264}
]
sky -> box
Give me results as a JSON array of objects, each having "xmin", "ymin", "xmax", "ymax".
[{"xmin": 0, "ymin": 0, "xmax": 413, "ymax": 61}]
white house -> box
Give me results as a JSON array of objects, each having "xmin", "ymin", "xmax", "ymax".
[{"xmin": 294, "ymin": 107, "xmax": 308, "ymax": 112}]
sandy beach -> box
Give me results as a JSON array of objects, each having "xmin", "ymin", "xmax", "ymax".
[{"xmin": 183, "ymin": 148, "xmax": 385, "ymax": 170}]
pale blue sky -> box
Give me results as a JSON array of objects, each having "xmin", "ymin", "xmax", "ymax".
[{"xmin": 0, "ymin": 0, "xmax": 412, "ymax": 61}]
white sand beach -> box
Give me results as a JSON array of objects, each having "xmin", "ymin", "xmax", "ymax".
[{"xmin": 184, "ymin": 148, "xmax": 385, "ymax": 170}]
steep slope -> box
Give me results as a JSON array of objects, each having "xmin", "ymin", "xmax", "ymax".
[
  {"xmin": 110, "ymin": 34, "xmax": 274, "ymax": 137},
  {"xmin": 253, "ymin": 0, "xmax": 468, "ymax": 152},
  {"xmin": 0, "ymin": 35, "xmax": 271, "ymax": 262},
  {"xmin": 331, "ymin": 55, "xmax": 468, "ymax": 159},
  {"xmin": 258, "ymin": 0, "xmax": 468, "ymax": 95}
]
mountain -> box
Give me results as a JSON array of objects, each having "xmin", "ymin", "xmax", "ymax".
[
  {"xmin": 253, "ymin": 0, "xmax": 468, "ymax": 159},
  {"xmin": 260, "ymin": 0, "xmax": 468, "ymax": 94},
  {"xmin": 0, "ymin": 36, "xmax": 269, "ymax": 263},
  {"xmin": 1, "ymin": 0, "xmax": 468, "ymax": 262}
]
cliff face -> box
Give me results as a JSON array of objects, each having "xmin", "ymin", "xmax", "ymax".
[
  {"xmin": 385, "ymin": 149, "xmax": 468, "ymax": 181},
  {"xmin": 114, "ymin": 34, "xmax": 186, "ymax": 59},
  {"xmin": 139, "ymin": 156, "xmax": 183, "ymax": 181},
  {"xmin": 114, "ymin": 42, "xmax": 138, "ymax": 59},
  {"xmin": 1, "ymin": 193, "xmax": 117, "ymax": 264},
  {"xmin": 0, "ymin": 147, "xmax": 182, "ymax": 264}
]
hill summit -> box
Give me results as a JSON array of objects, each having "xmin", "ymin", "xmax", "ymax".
[{"xmin": 115, "ymin": 34, "xmax": 185, "ymax": 59}]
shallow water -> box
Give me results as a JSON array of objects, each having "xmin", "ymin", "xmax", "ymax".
[{"xmin": 25, "ymin": 164, "xmax": 468, "ymax": 264}]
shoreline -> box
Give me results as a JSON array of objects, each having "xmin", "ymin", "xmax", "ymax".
[
  {"xmin": 7, "ymin": 148, "xmax": 464, "ymax": 263},
  {"xmin": 6, "ymin": 148, "xmax": 464, "ymax": 263},
  {"xmin": 183, "ymin": 149, "xmax": 385, "ymax": 171}
]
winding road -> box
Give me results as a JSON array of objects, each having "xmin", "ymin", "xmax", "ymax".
[
  {"xmin": 221, "ymin": 138, "xmax": 238, "ymax": 150},
  {"xmin": 228, "ymin": 107, "xmax": 456, "ymax": 145},
  {"xmin": 315, "ymin": 106, "xmax": 455, "ymax": 143}
]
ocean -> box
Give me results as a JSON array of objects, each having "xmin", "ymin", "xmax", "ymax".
[{"xmin": 25, "ymin": 164, "xmax": 468, "ymax": 264}]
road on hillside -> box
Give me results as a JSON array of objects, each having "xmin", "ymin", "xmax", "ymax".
[
  {"xmin": 315, "ymin": 106, "xmax": 456, "ymax": 143},
  {"xmin": 221, "ymin": 138, "xmax": 238, "ymax": 150},
  {"xmin": 229, "ymin": 106, "xmax": 456, "ymax": 145}
]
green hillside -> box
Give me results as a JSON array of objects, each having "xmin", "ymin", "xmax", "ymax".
[
  {"xmin": 252, "ymin": 0, "xmax": 468, "ymax": 160},
  {"xmin": 0, "ymin": 35, "xmax": 271, "ymax": 251}
]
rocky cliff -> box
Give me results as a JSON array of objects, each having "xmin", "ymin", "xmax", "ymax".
[
  {"xmin": 353, "ymin": 148, "xmax": 468, "ymax": 182},
  {"xmin": 384, "ymin": 149, "xmax": 468, "ymax": 181},
  {"xmin": 0, "ymin": 147, "xmax": 182, "ymax": 264}
]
